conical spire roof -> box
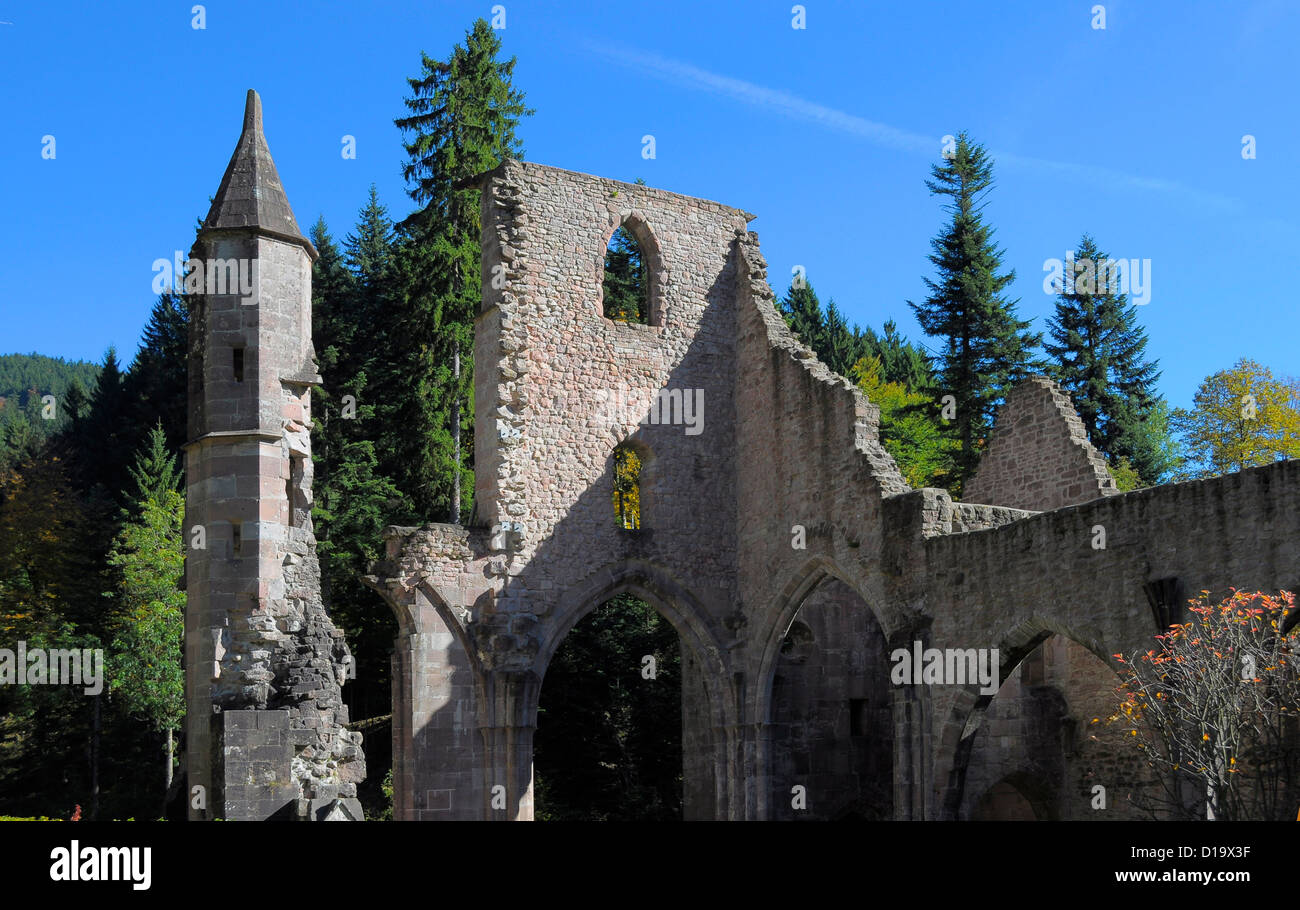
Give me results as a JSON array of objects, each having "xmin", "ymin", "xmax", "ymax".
[{"xmin": 202, "ymin": 90, "xmax": 316, "ymax": 257}]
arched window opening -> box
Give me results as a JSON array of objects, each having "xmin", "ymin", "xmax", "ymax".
[
  {"xmin": 613, "ymin": 444, "xmax": 641, "ymax": 530},
  {"xmin": 603, "ymin": 225, "xmax": 648, "ymax": 324}
]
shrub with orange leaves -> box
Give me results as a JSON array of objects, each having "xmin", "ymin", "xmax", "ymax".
[{"xmin": 1109, "ymin": 590, "xmax": 1299, "ymax": 820}]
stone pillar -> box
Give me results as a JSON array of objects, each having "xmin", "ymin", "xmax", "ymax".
[
  {"xmin": 479, "ymin": 669, "xmax": 538, "ymax": 821},
  {"xmin": 390, "ymin": 623, "xmax": 485, "ymax": 820}
]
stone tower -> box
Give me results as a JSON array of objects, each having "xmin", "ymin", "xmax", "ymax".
[{"xmin": 184, "ymin": 90, "xmax": 364, "ymax": 820}]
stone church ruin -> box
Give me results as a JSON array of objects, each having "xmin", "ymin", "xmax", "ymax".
[{"xmin": 185, "ymin": 90, "xmax": 1300, "ymax": 821}]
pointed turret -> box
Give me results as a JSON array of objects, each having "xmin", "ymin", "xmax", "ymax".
[
  {"xmin": 185, "ymin": 90, "xmax": 362, "ymax": 821},
  {"xmin": 202, "ymin": 89, "xmax": 316, "ymax": 257}
]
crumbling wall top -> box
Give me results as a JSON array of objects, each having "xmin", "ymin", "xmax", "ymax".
[{"xmin": 964, "ymin": 376, "xmax": 1118, "ymax": 512}]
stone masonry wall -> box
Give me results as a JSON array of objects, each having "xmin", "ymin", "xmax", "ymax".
[
  {"xmin": 367, "ymin": 158, "xmax": 1300, "ymax": 822},
  {"xmin": 965, "ymin": 376, "xmax": 1119, "ymax": 511},
  {"xmin": 768, "ymin": 577, "xmax": 893, "ymax": 820},
  {"xmin": 921, "ymin": 459, "xmax": 1300, "ymax": 817},
  {"xmin": 374, "ymin": 161, "xmax": 758, "ymax": 818}
]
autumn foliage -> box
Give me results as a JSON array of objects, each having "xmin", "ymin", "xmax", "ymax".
[{"xmin": 1109, "ymin": 589, "xmax": 1299, "ymax": 820}]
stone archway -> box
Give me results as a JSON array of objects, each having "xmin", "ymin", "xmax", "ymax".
[
  {"xmin": 370, "ymin": 579, "xmax": 489, "ymax": 821},
  {"xmin": 934, "ymin": 616, "xmax": 1142, "ymax": 821},
  {"xmin": 756, "ymin": 557, "xmax": 896, "ymax": 821},
  {"xmin": 533, "ymin": 561, "xmax": 738, "ymax": 821}
]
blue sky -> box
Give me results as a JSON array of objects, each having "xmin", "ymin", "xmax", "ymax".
[{"xmin": 1, "ymin": 0, "xmax": 1296, "ymax": 410}]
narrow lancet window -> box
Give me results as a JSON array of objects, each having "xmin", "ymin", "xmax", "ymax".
[{"xmin": 612, "ymin": 443, "xmax": 642, "ymax": 530}]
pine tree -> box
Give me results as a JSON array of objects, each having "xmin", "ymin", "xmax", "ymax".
[
  {"xmin": 822, "ymin": 299, "xmax": 863, "ymax": 377},
  {"xmin": 1044, "ymin": 235, "xmax": 1168, "ymax": 483},
  {"xmin": 390, "ymin": 18, "xmax": 533, "ymax": 522},
  {"xmin": 345, "ymin": 186, "xmax": 397, "ymax": 306},
  {"xmin": 781, "ymin": 281, "xmax": 872, "ymax": 376},
  {"xmin": 909, "ymin": 132, "xmax": 1042, "ymax": 491},
  {"xmin": 873, "ymin": 319, "xmax": 933, "ymax": 390},
  {"xmin": 126, "ymin": 422, "xmax": 181, "ymax": 504},
  {"xmin": 781, "ymin": 282, "xmax": 827, "ymax": 364},
  {"xmin": 309, "ymin": 215, "xmax": 404, "ymax": 734},
  {"xmin": 330, "ymin": 195, "xmax": 396, "ymax": 519},
  {"xmin": 83, "ymin": 348, "xmax": 131, "ymax": 498},
  {"xmin": 0, "ymin": 442, "xmax": 110, "ymax": 817},
  {"xmin": 122, "ymin": 293, "xmax": 189, "ymax": 454},
  {"xmin": 105, "ymin": 465, "xmax": 185, "ymax": 807},
  {"xmin": 311, "ymin": 217, "xmax": 361, "ymax": 393},
  {"xmin": 311, "ymin": 216, "xmax": 361, "ymax": 531}
]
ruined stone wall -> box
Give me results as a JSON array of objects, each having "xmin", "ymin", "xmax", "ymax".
[
  {"xmin": 375, "ymin": 161, "xmax": 757, "ymax": 819},
  {"xmin": 370, "ymin": 525, "xmax": 488, "ymax": 820},
  {"xmin": 728, "ymin": 231, "xmax": 915, "ymax": 816},
  {"xmin": 920, "ymin": 459, "xmax": 1300, "ymax": 817},
  {"xmin": 957, "ymin": 660, "xmax": 1068, "ymax": 820},
  {"xmin": 1052, "ymin": 636, "xmax": 1160, "ymax": 819},
  {"xmin": 471, "ymin": 161, "xmax": 749, "ymax": 625},
  {"xmin": 956, "ymin": 636, "xmax": 1162, "ymax": 820},
  {"xmin": 964, "ymin": 376, "xmax": 1118, "ymax": 511},
  {"xmin": 366, "ymin": 157, "xmax": 1300, "ymax": 823}
]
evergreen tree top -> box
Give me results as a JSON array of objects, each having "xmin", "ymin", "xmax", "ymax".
[
  {"xmin": 127, "ymin": 421, "xmax": 181, "ymax": 505},
  {"xmin": 394, "ymin": 18, "xmax": 534, "ymax": 234}
]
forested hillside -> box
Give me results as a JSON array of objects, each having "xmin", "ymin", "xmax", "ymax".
[{"xmin": 0, "ymin": 353, "xmax": 100, "ymax": 445}]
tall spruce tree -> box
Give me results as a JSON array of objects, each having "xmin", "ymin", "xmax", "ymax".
[
  {"xmin": 390, "ymin": 18, "xmax": 532, "ymax": 522},
  {"xmin": 338, "ymin": 192, "xmax": 396, "ymax": 515},
  {"xmin": 345, "ymin": 186, "xmax": 397, "ymax": 307},
  {"xmin": 311, "ymin": 217, "xmax": 361, "ymax": 400},
  {"xmin": 909, "ymin": 132, "xmax": 1041, "ymax": 491},
  {"xmin": 121, "ymin": 293, "xmax": 189, "ymax": 454},
  {"xmin": 126, "ymin": 421, "xmax": 181, "ymax": 503},
  {"xmin": 105, "ymin": 424, "xmax": 185, "ymax": 807},
  {"xmin": 822, "ymin": 299, "xmax": 861, "ymax": 377},
  {"xmin": 83, "ymin": 347, "xmax": 131, "ymax": 498},
  {"xmin": 781, "ymin": 284, "xmax": 934, "ymax": 391},
  {"xmin": 781, "ymin": 282, "xmax": 827, "ymax": 364},
  {"xmin": 872, "ymin": 319, "xmax": 933, "ymax": 390},
  {"xmin": 1044, "ymin": 235, "xmax": 1167, "ymax": 483},
  {"xmin": 311, "ymin": 216, "xmax": 360, "ymax": 527}
]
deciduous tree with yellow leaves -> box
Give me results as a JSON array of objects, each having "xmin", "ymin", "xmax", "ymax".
[
  {"xmin": 1172, "ymin": 358, "xmax": 1300, "ymax": 479},
  {"xmin": 852, "ymin": 354, "xmax": 958, "ymax": 491}
]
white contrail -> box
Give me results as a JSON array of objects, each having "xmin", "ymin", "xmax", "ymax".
[
  {"xmin": 582, "ymin": 40, "xmax": 1238, "ymax": 211},
  {"xmin": 583, "ymin": 41, "xmax": 933, "ymax": 155}
]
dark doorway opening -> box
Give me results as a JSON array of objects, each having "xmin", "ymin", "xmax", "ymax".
[{"xmin": 534, "ymin": 593, "xmax": 682, "ymax": 820}]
